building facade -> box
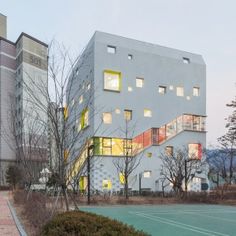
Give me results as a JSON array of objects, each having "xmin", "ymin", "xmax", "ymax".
[
  {"xmin": 67, "ymin": 31, "xmax": 207, "ymax": 193},
  {"xmin": 0, "ymin": 13, "xmax": 48, "ymax": 185}
]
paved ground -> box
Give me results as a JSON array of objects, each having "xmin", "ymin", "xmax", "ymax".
[
  {"xmin": 0, "ymin": 192, "xmax": 19, "ymax": 236},
  {"xmin": 81, "ymin": 204, "xmax": 236, "ymax": 236}
]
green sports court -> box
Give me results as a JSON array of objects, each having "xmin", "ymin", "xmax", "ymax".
[{"xmin": 81, "ymin": 204, "xmax": 236, "ymax": 236}]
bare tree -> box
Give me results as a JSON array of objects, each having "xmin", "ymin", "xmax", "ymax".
[
  {"xmin": 113, "ymin": 120, "xmax": 142, "ymax": 200},
  {"xmin": 16, "ymin": 40, "xmax": 105, "ymax": 211},
  {"xmin": 206, "ymin": 148, "xmax": 228, "ymax": 187},
  {"xmin": 217, "ymin": 97, "xmax": 236, "ymax": 184},
  {"xmin": 160, "ymin": 146, "xmax": 205, "ymax": 196},
  {"xmin": 1, "ymin": 95, "xmax": 48, "ymax": 187}
]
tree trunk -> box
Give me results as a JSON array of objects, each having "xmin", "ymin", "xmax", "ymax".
[
  {"xmin": 62, "ymin": 185, "xmax": 69, "ymax": 211},
  {"xmin": 229, "ymin": 154, "xmax": 233, "ymax": 184},
  {"xmin": 125, "ymin": 177, "xmax": 129, "ymax": 200}
]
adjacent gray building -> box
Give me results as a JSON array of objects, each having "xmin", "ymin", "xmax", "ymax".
[
  {"xmin": 0, "ymin": 13, "xmax": 48, "ymax": 185},
  {"xmin": 68, "ymin": 31, "xmax": 207, "ymax": 192}
]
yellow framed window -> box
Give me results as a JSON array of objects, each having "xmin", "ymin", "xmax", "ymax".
[{"xmin": 104, "ymin": 70, "xmax": 121, "ymax": 92}]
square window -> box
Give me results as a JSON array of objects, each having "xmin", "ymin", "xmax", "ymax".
[
  {"xmin": 176, "ymin": 86, "xmax": 184, "ymax": 96},
  {"xmin": 124, "ymin": 110, "xmax": 132, "ymax": 121},
  {"xmin": 102, "ymin": 179, "xmax": 112, "ymax": 189},
  {"xmin": 80, "ymin": 108, "xmax": 89, "ymax": 129},
  {"xmin": 79, "ymin": 95, "xmax": 83, "ymax": 104},
  {"xmin": 104, "ymin": 70, "xmax": 121, "ymax": 92},
  {"xmin": 115, "ymin": 108, "xmax": 121, "ymax": 114},
  {"xmin": 128, "ymin": 54, "xmax": 133, "ymax": 60},
  {"xmin": 188, "ymin": 143, "xmax": 202, "ymax": 159},
  {"xmin": 158, "ymin": 86, "xmax": 166, "ymax": 94},
  {"xmin": 146, "ymin": 152, "xmax": 152, "ymax": 158},
  {"xmin": 70, "ymin": 99, "xmax": 75, "ymax": 107},
  {"xmin": 143, "ymin": 171, "xmax": 151, "ymax": 178},
  {"xmin": 193, "ymin": 87, "xmax": 200, "ymax": 96},
  {"xmin": 144, "ymin": 109, "xmax": 152, "ymax": 117},
  {"xmin": 107, "ymin": 46, "xmax": 116, "ymax": 54},
  {"xmin": 183, "ymin": 57, "xmax": 190, "ymax": 64},
  {"xmin": 136, "ymin": 78, "xmax": 144, "ymax": 88},
  {"xmin": 103, "ymin": 112, "xmax": 112, "ymax": 124},
  {"xmin": 87, "ymin": 83, "xmax": 91, "ymax": 90},
  {"xmin": 128, "ymin": 86, "xmax": 133, "ymax": 92},
  {"xmin": 165, "ymin": 146, "xmax": 173, "ymax": 156},
  {"xmin": 75, "ymin": 68, "xmax": 79, "ymax": 75},
  {"xmin": 169, "ymin": 85, "xmax": 174, "ymax": 90},
  {"xmin": 103, "ymin": 138, "xmax": 112, "ymax": 147}
]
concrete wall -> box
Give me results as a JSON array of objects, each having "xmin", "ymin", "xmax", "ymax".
[
  {"xmin": 93, "ymin": 31, "xmax": 206, "ymax": 137},
  {"xmin": 0, "ymin": 14, "xmax": 6, "ymax": 38},
  {"xmin": 91, "ymin": 131, "xmax": 206, "ymax": 192},
  {"xmin": 68, "ymin": 31, "xmax": 207, "ymax": 192},
  {"xmin": 0, "ymin": 34, "xmax": 48, "ymax": 185},
  {"xmin": 0, "ymin": 39, "xmax": 16, "ymax": 185},
  {"xmin": 67, "ymin": 37, "xmax": 95, "ymax": 161}
]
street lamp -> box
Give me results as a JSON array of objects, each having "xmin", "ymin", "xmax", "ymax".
[
  {"xmin": 139, "ymin": 172, "xmax": 142, "ymax": 195},
  {"xmin": 87, "ymin": 144, "xmax": 94, "ymax": 205}
]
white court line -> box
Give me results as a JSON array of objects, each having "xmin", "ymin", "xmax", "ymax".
[
  {"xmin": 129, "ymin": 209, "xmax": 236, "ymax": 215},
  {"xmin": 150, "ymin": 210, "xmax": 236, "ymax": 215},
  {"xmin": 130, "ymin": 212, "xmax": 229, "ymax": 236},
  {"xmin": 184, "ymin": 212, "xmax": 236, "ymax": 223}
]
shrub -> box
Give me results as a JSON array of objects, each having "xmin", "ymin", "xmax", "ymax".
[
  {"xmin": 13, "ymin": 190, "xmax": 27, "ymax": 205},
  {"xmin": 0, "ymin": 185, "xmax": 10, "ymax": 191},
  {"xmin": 5, "ymin": 165, "xmax": 22, "ymax": 189},
  {"xmin": 41, "ymin": 211, "xmax": 149, "ymax": 236},
  {"xmin": 23, "ymin": 192, "xmax": 51, "ymax": 231}
]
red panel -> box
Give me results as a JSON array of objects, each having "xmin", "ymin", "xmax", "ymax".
[
  {"xmin": 198, "ymin": 144, "xmax": 202, "ymax": 159},
  {"xmin": 158, "ymin": 126, "xmax": 166, "ymax": 143},
  {"xmin": 143, "ymin": 129, "xmax": 152, "ymax": 148},
  {"xmin": 152, "ymin": 128, "xmax": 158, "ymax": 145},
  {"xmin": 132, "ymin": 133, "xmax": 144, "ymax": 153}
]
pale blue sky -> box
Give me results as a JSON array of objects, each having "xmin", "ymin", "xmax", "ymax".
[{"xmin": 1, "ymin": 0, "xmax": 236, "ymax": 146}]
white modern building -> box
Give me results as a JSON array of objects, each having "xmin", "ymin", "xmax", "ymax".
[
  {"xmin": 0, "ymin": 13, "xmax": 48, "ymax": 185},
  {"xmin": 67, "ymin": 31, "xmax": 207, "ymax": 193}
]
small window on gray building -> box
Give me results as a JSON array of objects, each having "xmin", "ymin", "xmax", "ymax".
[
  {"xmin": 176, "ymin": 86, "xmax": 184, "ymax": 97},
  {"xmin": 143, "ymin": 171, "xmax": 152, "ymax": 178},
  {"xmin": 103, "ymin": 112, "xmax": 112, "ymax": 124},
  {"xmin": 193, "ymin": 87, "xmax": 200, "ymax": 96},
  {"xmin": 128, "ymin": 54, "xmax": 133, "ymax": 60},
  {"xmin": 144, "ymin": 109, "xmax": 152, "ymax": 117},
  {"xmin": 183, "ymin": 57, "xmax": 190, "ymax": 64},
  {"xmin": 107, "ymin": 45, "xmax": 116, "ymax": 54},
  {"xmin": 158, "ymin": 86, "xmax": 166, "ymax": 94},
  {"xmin": 124, "ymin": 109, "xmax": 132, "ymax": 121},
  {"xmin": 79, "ymin": 95, "xmax": 83, "ymax": 104},
  {"xmin": 75, "ymin": 68, "xmax": 79, "ymax": 76},
  {"xmin": 165, "ymin": 146, "xmax": 173, "ymax": 157},
  {"xmin": 146, "ymin": 152, "xmax": 152, "ymax": 158},
  {"xmin": 136, "ymin": 77, "xmax": 144, "ymax": 88},
  {"xmin": 115, "ymin": 108, "xmax": 121, "ymax": 114},
  {"xmin": 128, "ymin": 86, "xmax": 133, "ymax": 92},
  {"xmin": 87, "ymin": 83, "xmax": 91, "ymax": 91}
]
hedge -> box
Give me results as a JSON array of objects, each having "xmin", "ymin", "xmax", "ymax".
[{"xmin": 41, "ymin": 210, "xmax": 149, "ymax": 236}]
